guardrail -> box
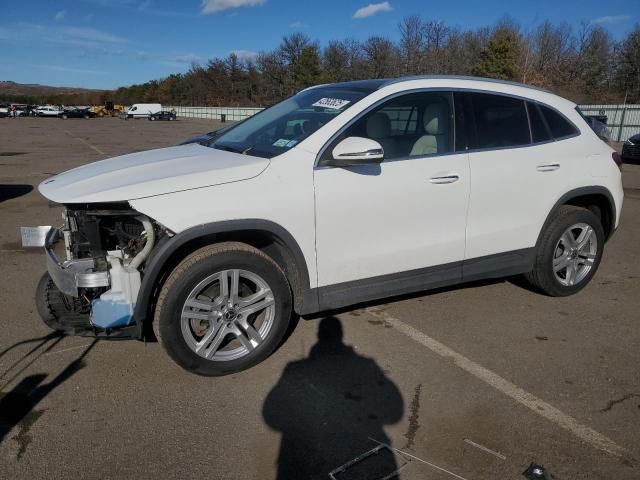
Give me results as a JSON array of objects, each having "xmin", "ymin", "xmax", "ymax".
[{"xmin": 167, "ymin": 104, "xmax": 640, "ymax": 141}]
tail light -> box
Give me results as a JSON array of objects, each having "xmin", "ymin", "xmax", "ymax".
[{"xmin": 612, "ymin": 152, "xmax": 623, "ymax": 170}]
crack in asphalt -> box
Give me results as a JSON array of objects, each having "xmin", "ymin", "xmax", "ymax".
[
  {"xmin": 403, "ymin": 383, "xmax": 422, "ymax": 450},
  {"xmin": 601, "ymin": 393, "xmax": 640, "ymax": 413}
]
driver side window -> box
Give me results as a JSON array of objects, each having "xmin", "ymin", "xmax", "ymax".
[{"xmin": 336, "ymin": 92, "xmax": 454, "ymax": 161}]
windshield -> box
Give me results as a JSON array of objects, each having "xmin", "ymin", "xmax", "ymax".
[{"xmin": 211, "ymin": 86, "xmax": 373, "ymax": 158}]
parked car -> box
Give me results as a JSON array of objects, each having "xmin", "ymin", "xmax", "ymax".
[
  {"xmin": 149, "ymin": 110, "xmax": 176, "ymax": 121},
  {"xmin": 59, "ymin": 107, "xmax": 96, "ymax": 119},
  {"xmin": 36, "ymin": 106, "xmax": 63, "ymax": 117},
  {"xmin": 126, "ymin": 103, "xmax": 161, "ymax": 119},
  {"xmin": 622, "ymin": 133, "xmax": 640, "ymax": 161},
  {"xmin": 26, "ymin": 76, "xmax": 624, "ymax": 376},
  {"xmin": 0, "ymin": 104, "xmax": 8, "ymax": 117}
]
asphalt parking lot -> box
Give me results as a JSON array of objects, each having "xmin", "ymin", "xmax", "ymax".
[{"xmin": 1, "ymin": 116, "xmax": 639, "ymax": 479}]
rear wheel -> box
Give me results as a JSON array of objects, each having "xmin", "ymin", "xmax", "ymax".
[
  {"xmin": 154, "ymin": 242, "xmax": 292, "ymax": 376},
  {"xmin": 525, "ymin": 205, "xmax": 604, "ymax": 296}
]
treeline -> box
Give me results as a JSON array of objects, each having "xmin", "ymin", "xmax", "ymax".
[{"xmin": 112, "ymin": 17, "xmax": 637, "ymax": 107}]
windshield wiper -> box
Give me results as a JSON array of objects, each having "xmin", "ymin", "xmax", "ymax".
[{"xmin": 213, "ymin": 143, "xmax": 244, "ymax": 154}]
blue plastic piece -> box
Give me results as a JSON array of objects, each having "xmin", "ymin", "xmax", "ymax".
[{"xmin": 91, "ymin": 298, "xmax": 134, "ymax": 329}]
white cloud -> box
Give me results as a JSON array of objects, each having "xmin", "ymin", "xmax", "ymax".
[
  {"xmin": 201, "ymin": 0, "xmax": 265, "ymax": 14},
  {"xmin": 62, "ymin": 27, "xmax": 127, "ymax": 44},
  {"xmin": 31, "ymin": 64, "xmax": 104, "ymax": 75},
  {"xmin": 54, "ymin": 10, "xmax": 66, "ymax": 21},
  {"xmin": 174, "ymin": 53, "xmax": 201, "ymax": 64},
  {"xmin": 289, "ymin": 21, "xmax": 308, "ymax": 29},
  {"xmin": 590, "ymin": 15, "xmax": 631, "ymax": 25},
  {"xmin": 353, "ymin": 1, "xmax": 392, "ymax": 19},
  {"xmin": 230, "ymin": 49, "xmax": 258, "ymax": 60}
]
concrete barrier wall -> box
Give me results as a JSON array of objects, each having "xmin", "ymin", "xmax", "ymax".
[{"xmin": 168, "ymin": 104, "xmax": 640, "ymax": 141}]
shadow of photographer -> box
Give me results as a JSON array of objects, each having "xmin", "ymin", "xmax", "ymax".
[{"xmin": 263, "ymin": 316, "xmax": 404, "ymax": 479}]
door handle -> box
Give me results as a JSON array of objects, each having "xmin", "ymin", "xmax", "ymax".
[
  {"xmin": 429, "ymin": 174, "xmax": 459, "ymax": 184},
  {"xmin": 536, "ymin": 163, "xmax": 560, "ymax": 172}
]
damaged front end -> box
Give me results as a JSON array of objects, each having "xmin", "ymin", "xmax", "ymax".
[{"xmin": 25, "ymin": 203, "xmax": 165, "ymax": 339}]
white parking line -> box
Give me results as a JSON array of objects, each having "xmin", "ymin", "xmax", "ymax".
[
  {"xmin": 64, "ymin": 130, "xmax": 106, "ymax": 155},
  {"xmin": 364, "ymin": 307, "xmax": 627, "ymax": 459}
]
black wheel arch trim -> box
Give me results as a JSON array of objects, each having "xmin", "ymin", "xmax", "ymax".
[
  {"xmin": 535, "ymin": 185, "xmax": 616, "ymax": 250},
  {"xmin": 133, "ymin": 219, "xmax": 314, "ymax": 338}
]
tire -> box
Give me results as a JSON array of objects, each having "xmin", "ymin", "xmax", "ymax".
[
  {"xmin": 525, "ymin": 205, "xmax": 605, "ymax": 296},
  {"xmin": 62, "ymin": 114, "xmax": 68, "ymax": 119},
  {"xmin": 154, "ymin": 242, "xmax": 293, "ymax": 376}
]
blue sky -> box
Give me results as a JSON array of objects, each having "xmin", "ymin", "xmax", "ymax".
[{"xmin": 0, "ymin": 0, "xmax": 637, "ymax": 90}]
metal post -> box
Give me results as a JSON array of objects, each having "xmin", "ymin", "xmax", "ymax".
[{"xmin": 618, "ymin": 106, "xmax": 627, "ymax": 142}]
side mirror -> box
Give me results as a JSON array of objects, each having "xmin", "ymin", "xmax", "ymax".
[{"xmin": 328, "ymin": 137, "xmax": 384, "ymax": 167}]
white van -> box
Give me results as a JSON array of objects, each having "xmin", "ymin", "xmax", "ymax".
[{"xmin": 127, "ymin": 103, "xmax": 161, "ymax": 118}]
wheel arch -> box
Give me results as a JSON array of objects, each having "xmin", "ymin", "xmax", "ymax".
[
  {"xmin": 134, "ymin": 219, "xmax": 315, "ymax": 339},
  {"xmin": 536, "ymin": 186, "xmax": 616, "ymax": 251}
]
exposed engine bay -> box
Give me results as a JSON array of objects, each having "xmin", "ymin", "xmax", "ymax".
[{"xmin": 38, "ymin": 203, "xmax": 167, "ymax": 338}]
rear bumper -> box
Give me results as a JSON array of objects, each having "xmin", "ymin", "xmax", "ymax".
[{"xmin": 44, "ymin": 228, "xmax": 109, "ymax": 297}]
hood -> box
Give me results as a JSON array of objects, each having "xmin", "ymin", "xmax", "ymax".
[
  {"xmin": 39, "ymin": 144, "xmax": 269, "ymax": 204},
  {"xmin": 629, "ymin": 133, "xmax": 640, "ymax": 144}
]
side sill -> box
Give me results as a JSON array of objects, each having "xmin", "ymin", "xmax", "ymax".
[
  {"xmin": 315, "ymin": 261, "xmax": 462, "ymax": 313},
  {"xmin": 299, "ymin": 248, "xmax": 536, "ymax": 315},
  {"xmin": 462, "ymin": 248, "xmax": 535, "ymax": 282}
]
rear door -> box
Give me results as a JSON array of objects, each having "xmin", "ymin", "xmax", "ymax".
[{"xmin": 458, "ymin": 92, "xmax": 579, "ymax": 275}]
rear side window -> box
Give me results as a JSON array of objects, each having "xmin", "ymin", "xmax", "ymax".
[
  {"xmin": 527, "ymin": 102, "xmax": 552, "ymax": 143},
  {"xmin": 463, "ymin": 93, "xmax": 531, "ymax": 149},
  {"xmin": 539, "ymin": 105, "xmax": 578, "ymax": 139}
]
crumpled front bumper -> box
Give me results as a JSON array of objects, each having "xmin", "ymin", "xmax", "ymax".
[{"xmin": 44, "ymin": 227, "xmax": 109, "ymax": 297}]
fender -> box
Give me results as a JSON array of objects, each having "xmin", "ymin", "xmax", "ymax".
[
  {"xmin": 535, "ymin": 186, "xmax": 616, "ymax": 251},
  {"xmin": 132, "ymin": 219, "xmax": 316, "ymax": 337}
]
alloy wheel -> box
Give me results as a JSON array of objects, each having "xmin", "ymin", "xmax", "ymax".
[
  {"xmin": 552, "ymin": 223, "xmax": 598, "ymax": 286},
  {"xmin": 180, "ymin": 269, "xmax": 275, "ymax": 361}
]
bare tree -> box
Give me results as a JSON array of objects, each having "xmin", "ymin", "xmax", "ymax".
[
  {"xmin": 362, "ymin": 36, "xmax": 399, "ymax": 78},
  {"xmin": 399, "ymin": 15, "xmax": 424, "ymax": 74}
]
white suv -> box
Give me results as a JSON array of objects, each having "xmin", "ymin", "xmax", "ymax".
[{"xmin": 29, "ymin": 76, "xmax": 624, "ymax": 375}]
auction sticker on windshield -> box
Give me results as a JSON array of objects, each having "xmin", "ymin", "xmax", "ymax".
[{"xmin": 312, "ymin": 98, "xmax": 351, "ymax": 110}]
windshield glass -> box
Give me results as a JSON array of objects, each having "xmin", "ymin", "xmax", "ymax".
[{"xmin": 211, "ymin": 86, "xmax": 373, "ymax": 158}]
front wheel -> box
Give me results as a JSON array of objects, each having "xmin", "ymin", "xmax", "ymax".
[
  {"xmin": 525, "ymin": 205, "xmax": 605, "ymax": 296},
  {"xmin": 154, "ymin": 242, "xmax": 292, "ymax": 376}
]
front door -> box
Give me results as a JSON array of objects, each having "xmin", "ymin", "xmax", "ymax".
[{"xmin": 313, "ymin": 91, "xmax": 470, "ymax": 304}]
